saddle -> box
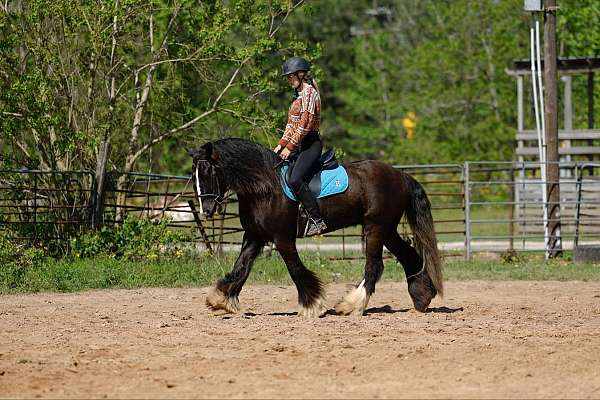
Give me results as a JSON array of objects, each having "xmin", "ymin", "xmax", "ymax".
[{"xmin": 279, "ymin": 148, "xmax": 349, "ymax": 201}]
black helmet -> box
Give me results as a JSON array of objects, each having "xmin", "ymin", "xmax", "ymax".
[{"xmin": 281, "ymin": 56, "xmax": 310, "ymax": 76}]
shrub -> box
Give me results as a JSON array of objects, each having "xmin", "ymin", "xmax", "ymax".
[
  {"xmin": 71, "ymin": 215, "xmax": 191, "ymax": 260},
  {"xmin": 0, "ymin": 232, "xmax": 45, "ymax": 289},
  {"xmin": 500, "ymin": 249, "xmax": 525, "ymax": 265}
]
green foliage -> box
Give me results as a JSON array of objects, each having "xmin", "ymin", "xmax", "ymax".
[
  {"xmin": 557, "ymin": 0, "xmax": 600, "ymax": 130},
  {"xmin": 558, "ymin": 0, "xmax": 600, "ymax": 56},
  {"xmin": 1, "ymin": 0, "xmax": 599, "ymax": 173},
  {"xmin": 0, "ymin": 0, "xmax": 305, "ymax": 175},
  {"xmin": 70, "ymin": 215, "xmax": 190, "ymax": 260},
  {"xmin": 0, "ymin": 231, "xmax": 45, "ymax": 289},
  {"xmin": 289, "ymin": 0, "xmax": 525, "ymax": 163},
  {"xmin": 280, "ymin": 0, "xmax": 600, "ymax": 163}
]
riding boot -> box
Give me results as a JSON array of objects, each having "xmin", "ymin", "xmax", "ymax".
[{"xmin": 295, "ymin": 183, "xmax": 327, "ymax": 236}]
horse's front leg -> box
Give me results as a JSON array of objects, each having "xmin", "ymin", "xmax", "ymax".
[
  {"xmin": 275, "ymin": 239, "xmax": 327, "ymax": 318},
  {"xmin": 206, "ymin": 233, "xmax": 265, "ymax": 313}
]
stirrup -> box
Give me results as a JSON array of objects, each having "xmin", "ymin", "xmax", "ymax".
[{"xmin": 305, "ymin": 218, "xmax": 327, "ymax": 237}]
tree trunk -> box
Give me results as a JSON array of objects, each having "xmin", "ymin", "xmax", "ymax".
[
  {"xmin": 94, "ymin": 137, "xmax": 110, "ymax": 228},
  {"xmin": 95, "ymin": 1, "xmax": 119, "ymax": 227}
]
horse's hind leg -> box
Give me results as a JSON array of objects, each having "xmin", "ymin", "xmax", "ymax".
[
  {"xmin": 384, "ymin": 230, "xmax": 436, "ymax": 312},
  {"xmin": 206, "ymin": 233, "xmax": 265, "ymax": 313},
  {"xmin": 335, "ymin": 224, "xmax": 385, "ymax": 316},
  {"xmin": 274, "ymin": 239, "xmax": 327, "ymax": 318}
]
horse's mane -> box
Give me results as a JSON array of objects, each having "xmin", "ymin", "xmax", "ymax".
[{"xmin": 212, "ymin": 138, "xmax": 280, "ymax": 196}]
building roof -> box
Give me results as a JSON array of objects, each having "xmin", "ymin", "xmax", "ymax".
[{"xmin": 506, "ymin": 56, "xmax": 600, "ymax": 76}]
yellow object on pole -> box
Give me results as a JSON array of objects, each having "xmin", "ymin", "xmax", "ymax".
[{"xmin": 402, "ymin": 111, "xmax": 417, "ymax": 139}]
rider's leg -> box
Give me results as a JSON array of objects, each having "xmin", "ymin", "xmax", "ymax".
[
  {"xmin": 288, "ymin": 134, "xmax": 327, "ymax": 235},
  {"xmin": 288, "ymin": 132, "xmax": 323, "ymax": 192},
  {"xmin": 294, "ymin": 184, "xmax": 327, "ymax": 236}
]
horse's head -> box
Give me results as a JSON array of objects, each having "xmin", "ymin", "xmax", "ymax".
[{"xmin": 187, "ymin": 142, "xmax": 226, "ymax": 219}]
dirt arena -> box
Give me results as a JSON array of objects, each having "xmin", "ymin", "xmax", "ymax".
[{"xmin": 1, "ymin": 281, "xmax": 600, "ymax": 399}]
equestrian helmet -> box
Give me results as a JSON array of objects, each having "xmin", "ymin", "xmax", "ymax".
[{"xmin": 282, "ymin": 56, "xmax": 310, "ymax": 76}]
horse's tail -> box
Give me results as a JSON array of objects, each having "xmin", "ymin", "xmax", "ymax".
[{"xmin": 404, "ymin": 175, "xmax": 444, "ymax": 297}]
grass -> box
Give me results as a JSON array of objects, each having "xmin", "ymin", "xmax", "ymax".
[
  {"xmin": 1, "ymin": 252, "xmax": 599, "ymax": 294},
  {"xmin": 443, "ymin": 258, "xmax": 600, "ymax": 281}
]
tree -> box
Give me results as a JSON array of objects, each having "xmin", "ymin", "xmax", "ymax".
[
  {"xmin": 1, "ymin": 0, "xmax": 307, "ymax": 220},
  {"xmin": 333, "ymin": 0, "xmax": 527, "ymax": 163},
  {"xmin": 558, "ymin": 0, "xmax": 600, "ymax": 130}
]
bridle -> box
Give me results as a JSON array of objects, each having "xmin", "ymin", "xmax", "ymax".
[{"xmin": 194, "ymin": 159, "xmax": 225, "ymax": 215}]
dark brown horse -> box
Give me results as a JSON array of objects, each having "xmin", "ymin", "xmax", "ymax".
[{"xmin": 188, "ymin": 138, "xmax": 442, "ymax": 316}]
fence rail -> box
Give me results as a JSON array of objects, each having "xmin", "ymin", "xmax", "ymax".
[
  {"xmin": 465, "ymin": 161, "xmax": 600, "ymax": 259},
  {"xmin": 1, "ymin": 161, "xmax": 599, "ymax": 259},
  {"xmin": 0, "ymin": 169, "xmax": 95, "ymax": 255}
]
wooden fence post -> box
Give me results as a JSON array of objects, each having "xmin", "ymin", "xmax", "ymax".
[{"xmin": 188, "ymin": 200, "xmax": 214, "ymax": 255}]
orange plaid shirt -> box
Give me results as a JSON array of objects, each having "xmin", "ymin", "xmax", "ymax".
[{"xmin": 278, "ymin": 84, "xmax": 321, "ymax": 151}]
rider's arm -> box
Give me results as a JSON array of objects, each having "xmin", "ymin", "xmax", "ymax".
[{"xmin": 278, "ymin": 121, "xmax": 295, "ymax": 151}]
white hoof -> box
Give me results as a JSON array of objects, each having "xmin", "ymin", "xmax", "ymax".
[
  {"xmin": 298, "ymin": 296, "xmax": 328, "ymax": 318},
  {"xmin": 334, "ymin": 280, "xmax": 370, "ymax": 316},
  {"xmin": 206, "ymin": 287, "xmax": 240, "ymax": 313}
]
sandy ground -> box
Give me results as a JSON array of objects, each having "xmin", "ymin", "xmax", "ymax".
[{"xmin": 1, "ymin": 281, "xmax": 600, "ymax": 399}]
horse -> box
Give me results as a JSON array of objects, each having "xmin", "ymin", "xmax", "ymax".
[{"xmin": 188, "ymin": 138, "xmax": 443, "ymax": 317}]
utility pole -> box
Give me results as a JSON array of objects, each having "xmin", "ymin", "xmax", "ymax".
[{"xmin": 543, "ymin": 0, "xmax": 562, "ymax": 257}]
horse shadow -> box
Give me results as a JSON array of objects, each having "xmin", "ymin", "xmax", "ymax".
[
  {"xmin": 365, "ymin": 305, "xmax": 410, "ymax": 314},
  {"xmin": 362, "ymin": 305, "xmax": 463, "ymax": 314},
  {"xmin": 425, "ymin": 306, "xmax": 463, "ymax": 313},
  {"xmin": 237, "ymin": 305, "xmax": 463, "ymax": 319},
  {"xmin": 266, "ymin": 311, "xmax": 297, "ymax": 317}
]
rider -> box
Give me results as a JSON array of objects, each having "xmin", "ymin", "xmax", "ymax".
[{"xmin": 273, "ymin": 56, "xmax": 327, "ymax": 236}]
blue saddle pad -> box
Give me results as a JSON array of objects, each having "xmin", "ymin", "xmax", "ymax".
[{"xmin": 280, "ymin": 164, "xmax": 349, "ymax": 201}]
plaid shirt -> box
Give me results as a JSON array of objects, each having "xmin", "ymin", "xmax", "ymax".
[{"xmin": 278, "ymin": 85, "xmax": 321, "ymax": 151}]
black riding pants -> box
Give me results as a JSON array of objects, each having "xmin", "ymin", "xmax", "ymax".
[{"xmin": 288, "ymin": 132, "xmax": 322, "ymax": 193}]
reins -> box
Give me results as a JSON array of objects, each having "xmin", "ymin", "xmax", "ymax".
[{"xmin": 273, "ymin": 147, "xmax": 299, "ymax": 170}]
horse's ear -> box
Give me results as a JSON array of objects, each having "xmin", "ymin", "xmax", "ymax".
[
  {"xmin": 210, "ymin": 148, "xmax": 220, "ymax": 163},
  {"xmin": 203, "ymin": 142, "xmax": 212, "ymax": 155}
]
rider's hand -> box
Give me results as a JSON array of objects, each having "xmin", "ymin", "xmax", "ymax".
[
  {"xmin": 280, "ymin": 147, "xmax": 292, "ymax": 160},
  {"xmin": 273, "ymin": 144, "xmax": 282, "ymax": 154}
]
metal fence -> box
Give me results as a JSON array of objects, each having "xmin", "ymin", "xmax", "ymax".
[
  {"xmin": 465, "ymin": 161, "xmax": 600, "ymax": 259},
  {"xmin": 102, "ymin": 171, "xmax": 244, "ymax": 256},
  {"xmin": 395, "ymin": 164, "xmax": 465, "ymax": 255},
  {"xmin": 573, "ymin": 163, "xmax": 600, "ymax": 246},
  {"xmin": 2, "ymin": 162, "xmax": 599, "ymax": 259},
  {"xmin": 0, "ymin": 169, "xmax": 95, "ymax": 255}
]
